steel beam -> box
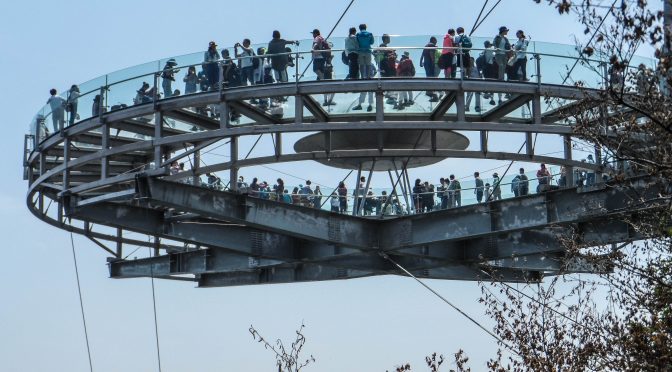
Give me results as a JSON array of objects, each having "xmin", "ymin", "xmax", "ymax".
[
  {"xmin": 429, "ymin": 92, "xmax": 457, "ymax": 120},
  {"xmin": 197, "ymin": 265, "xmax": 374, "ymax": 288},
  {"xmin": 482, "ymin": 94, "xmax": 533, "ymax": 122},
  {"xmin": 164, "ymin": 109, "xmax": 220, "ymax": 131},
  {"xmin": 135, "ymin": 176, "xmax": 377, "ymax": 249},
  {"xmin": 379, "ymin": 179, "xmax": 661, "ymax": 249},
  {"xmin": 228, "ymin": 101, "xmax": 280, "ymax": 124},
  {"xmin": 301, "ymin": 95, "xmax": 329, "ymax": 122}
]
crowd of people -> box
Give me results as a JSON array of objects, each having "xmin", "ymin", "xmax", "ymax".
[
  {"xmin": 45, "ymin": 22, "xmax": 656, "ymax": 136},
  {"xmin": 44, "ymin": 24, "xmax": 536, "ymax": 132},
  {"xmin": 170, "ymin": 161, "xmax": 600, "ymax": 216}
]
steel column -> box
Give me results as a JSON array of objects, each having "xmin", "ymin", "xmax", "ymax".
[
  {"xmin": 153, "ymin": 111, "xmax": 163, "ymax": 169},
  {"xmin": 564, "ymin": 134, "xmax": 574, "ymax": 186},
  {"xmin": 230, "ymin": 136, "xmax": 238, "ymax": 191}
]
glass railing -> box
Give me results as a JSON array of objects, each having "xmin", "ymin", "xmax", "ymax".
[
  {"xmin": 199, "ymin": 166, "xmax": 609, "ymax": 215},
  {"xmin": 29, "ymin": 34, "xmax": 656, "ymax": 143}
]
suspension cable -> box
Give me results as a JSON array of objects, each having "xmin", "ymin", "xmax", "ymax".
[
  {"xmin": 379, "ymin": 252, "xmax": 521, "ymax": 356},
  {"xmin": 469, "ymin": 0, "xmax": 490, "ymax": 36},
  {"xmin": 299, "ymin": 0, "xmax": 356, "ymax": 79},
  {"xmin": 471, "ymin": 0, "xmax": 504, "ymax": 35},
  {"xmin": 70, "ymin": 232, "xmax": 94, "ymax": 372},
  {"xmin": 149, "ymin": 248, "xmax": 162, "ymax": 372}
]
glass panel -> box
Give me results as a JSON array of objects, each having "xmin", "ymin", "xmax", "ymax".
[
  {"xmin": 68, "ymin": 89, "xmax": 99, "ymax": 125},
  {"xmin": 27, "ymin": 34, "xmax": 658, "ymax": 141},
  {"xmin": 106, "ymin": 72, "xmax": 157, "ymax": 110}
]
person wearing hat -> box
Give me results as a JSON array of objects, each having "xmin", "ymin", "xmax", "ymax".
[
  {"xmin": 493, "ymin": 26, "xmax": 511, "ymax": 81},
  {"xmin": 161, "ymin": 58, "xmax": 179, "ymax": 98},
  {"xmin": 491, "ymin": 172, "xmax": 502, "ymax": 200},
  {"xmin": 203, "ymin": 41, "xmax": 221, "ymax": 90},
  {"xmin": 395, "ymin": 51, "xmax": 416, "ymax": 109}
]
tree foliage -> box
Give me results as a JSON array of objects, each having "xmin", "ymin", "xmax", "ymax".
[{"xmin": 461, "ymin": 1, "xmax": 672, "ymax": 371}]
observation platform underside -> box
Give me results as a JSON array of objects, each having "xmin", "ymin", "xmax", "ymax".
[{"xmin": 25, "ymin": 78, "xmax": 659, "ymax": 286}]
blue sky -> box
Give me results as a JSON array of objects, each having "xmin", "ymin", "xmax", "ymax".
[{"xmin": 0, "ymin": 1, "xmax": 651, "ymax": 371}]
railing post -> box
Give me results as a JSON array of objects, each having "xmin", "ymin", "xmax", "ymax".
[
  {"xmin": 98, "ymin": 87, "xmax": 105, "ymax": 118},
  {"xmin": 275, "ymin": 133, "xmax": 282, "ymax": 159},
  {"xmin": 220, "ymin": 101, "xmax": 230, "ymax": 128},
  {"xmin": 230, "ymin": 136, "xmax": 238, "ymax": 192},
  {"xmin": 594, "ymin": 145, "xmax": 603, "ymax": 184},
  {"xmin": 535, "ymin": 54, "xmax": 542, "ymax": 87},
  {"xmin": 564, "ymin": 135, "xmax": 574, "ymax": 187},
  {"xmin": 154, "ymin": 236, "xmax": 160, "ymax": 257},
  {"xmin": 459, "ymin": 48, "xmax": 464, "ymax": 81},
  {"xmin": 352, "ymin": 163, "xmax": 362, "ymax": 216},
  {"xmin": 101, "ymin": 122, "xmax": 109, "ymax": 179},
  {"xmin": 480, "ymin": 131, "xmax": 488, "ymax": 155},
  {"xmin": 456, "ymin": 88, "xmax": 465, "ymax": 121},
  {"xmin": 193, "ymin": 150, "xmax": 201, "ymax": 186},
  {"xmin": 116, "ymin": 228, "xmax": 123, "ymax": 258},
  {"xmin": 218, "ymin": 61, "xmax": 224, "ymax": 96},
  {"xmin": 295, "ymin": 52, "xmax": 300, "ymax": 84},
  {"xmin": 62, "ymin": 137, "xmax": 70, "ymax": 192},
  {"xmin": 154, "ymin": 111, "xmax": 163, "ymax": 169},
  {"xmin": 295, "ymin": 94, "xmax": 303, "ymax": 124},
  {"xmin": 375, "ymin": 91, "xmax": 384, "ymax": 122},
  {"xmin": 153, "ymin": 72, "xmax": 159, "ymax": 105},
  {"xmin": 34, "ymin": 115, "xmax": 42, "ymax": 148}
]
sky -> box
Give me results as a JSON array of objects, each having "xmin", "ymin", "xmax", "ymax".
[{"xmin": 0, "ymin": 1, "xmax": 655, "ymax": 371}]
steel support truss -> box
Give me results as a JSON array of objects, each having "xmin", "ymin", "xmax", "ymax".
[{"xmin": 59, "ymin": 176, "xmax": 663, "ymax": 287}]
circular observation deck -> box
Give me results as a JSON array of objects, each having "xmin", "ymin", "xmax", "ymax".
[{"xmin": 22, "ymin": 36, "xmax": 658, "ymax": 286}]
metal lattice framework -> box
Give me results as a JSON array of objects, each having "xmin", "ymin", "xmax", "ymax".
[{"xmin": 24, "ymin": 77, "xmax": 659, "ymax": 287}]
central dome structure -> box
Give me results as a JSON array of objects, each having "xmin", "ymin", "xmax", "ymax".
[{"xmin": 293, "ymin": 129, "xmax": 470, "ymax": 171}]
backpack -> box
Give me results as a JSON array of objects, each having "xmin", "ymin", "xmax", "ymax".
[
  {"xmin": 437, "ymin": 53, "xmax": 453, "ymax": 69},
  {"xmin": 460, "ymin": 35, "xmax": 472, "ymax": 49},
  {"xmin": 399, "ymin": 59, "xmax": 415, "ymax": 77},
  {"xmin": 476, "ymin": 54, "xmax": 486, "ymax": 71},
  {"xmin": 317, "ymin": 38, "xmax": 332, "ymax": 60},
  {"xmin": 341, "ymin": 50, "xmax": 349, "ymax": 65},
  {"xmin": 511, "ymin": 176, "xmax": 520, "ymax": 192}
]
